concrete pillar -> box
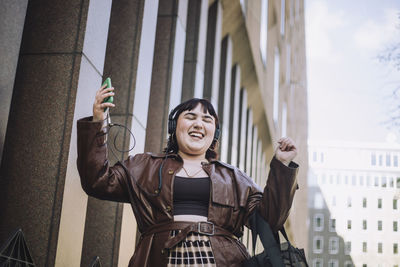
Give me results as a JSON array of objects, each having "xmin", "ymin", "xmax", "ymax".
[
  {"xmin": 217, "ymin": 36, "xmax": 233, "ymax": 162},
  {"xmin": 117, "ymin": 0, "xmax": 159, "ymax": 266},
  {"xmin": 238, "ymin": 88, "xmax": 247, "ymax": 171},
  {"xmin": 203, "ymin": 0, "xmax": 222, "ymax": 109},
  {"xmin": 146, "ymin": 0, "xmax": 188, "ymax": 153},
  {"xmin": 228, "ymin": 65, "xmax": 241, "ymax": 166},
  {"xmin": 0, "ymin": 0, "xmax": 28, "ymax": 164},
  {"xmin": 77, "ymin": 1, "xmax": 146, "ymax": 266},
  {"xmin": 181, "ymin": 0, "xmax": 208, "ymax": 101},
  {"xmin": 0, "ymin": 0, "xmax": 112, "ymax": 266}
]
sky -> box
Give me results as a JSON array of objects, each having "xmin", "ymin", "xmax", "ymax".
[{"xmin": 305, "ymin": 0, "xmax": 400, "ymax": 143}]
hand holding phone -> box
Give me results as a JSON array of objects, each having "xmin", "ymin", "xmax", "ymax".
[{"xmin": 92, "ymin": 77, "xmax": 115, "ymax": 122}]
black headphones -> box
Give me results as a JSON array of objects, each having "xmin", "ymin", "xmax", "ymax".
[{"xmin": 167, "ymin": 106, "xmax": 220, "ymax": 142}]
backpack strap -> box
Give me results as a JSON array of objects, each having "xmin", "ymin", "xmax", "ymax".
[{"xmin": 248, "ymin": 211, "xmax": 285, "ymax": 267}]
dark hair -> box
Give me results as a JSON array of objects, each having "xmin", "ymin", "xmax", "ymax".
[{"xmin": 164, "ymin": 98, "xmax": 220, "ymax": 160}]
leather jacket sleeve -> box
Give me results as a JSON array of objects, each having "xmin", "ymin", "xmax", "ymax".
[
  {"xmin": 76, "ymin": 117, "xmax": 130, "ymax": 202},
  {"xmin": 245, "ymin": 157, "xmax": 298, "ymax": 232}
]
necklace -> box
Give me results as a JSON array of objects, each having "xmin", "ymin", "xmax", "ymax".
[{"xmin": 181, "ymin": 166, "xmax": 204, "ymax": 178}]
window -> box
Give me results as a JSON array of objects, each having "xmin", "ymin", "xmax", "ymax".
[
  {"xmin": 394, "ymin": 155, "xmax": 398, "ymax": 167},
  {"xmin": 390, "ymin": 177, "xmax": 394, "ymax": 187},
  {"xmin": 386, "ymin": 153, "xmax": 391, "ymax": 166},
  {"xmin": 329, "ymin": 218, "xmax": 336, "ymax": 232},
  {"xmin": 397, "ymin": 177, "xmax": 400, "ymax": 189},
  {"xmin": 394, "ymin": 199, "xmax": 398, "ymax": 210},
  {"xmin": 347, "ymin": 197, "xmax": 352, "ymax": 208},
  {"xmin": 378, "ymin": 220, "xmax": 383, "ymax": 231},
  {"xmin": 345, "ymin": 241, "xmax": 351, "ymax": 255},
  {"xmin": 259, "ymin": 0, "xmax": 268, "ymax": 66},
  {"xmin": 371, "ymin": 153, "xmax": 376, "ymax": 165},
  {"xmin": 280, "ymin": 0, "xmax": 285, "ymax": 35},
  {"xmin": 378, "ymin": 242, "xmax": 383, "ymax": 253},
  {"xmin": 363, "ymin": 242, "xmax": 367, "ymax": 252},
  {"xmin": 312, "ymin": 259, "xmax": 323, "ymax": 267},
  {"xmin": 347, "ymin": 220, "xmax": 352, "ymax": 230},
  {"xmin": 329, "ymin": 237, "xmax": 339, "ymax": 254},
  {"xmin": 362, "ymin": 265, "xmax": 367, "ymax": 267},
  {"xmin": 320, "ymin": 152, "xmax": 324, "ymax": 163},
  {"xmin": 378, "ymin": 198, "xmax": 382, "ymax": 209},
  {"xmin": 394, "ymin": 221, "xmax": 398, "ymax": 232},
  {"xmin": 359, "ymin": 176, "xmax": 364, "ymax": 186},
  {"xmin": 375, "ymin": 177, "xmax": 379, "ymax": 187},
  {"xmin": 329, "ymin": 175, "xmax": 334, "ymax": 184},
  {"xmin": 345, "ymin": 176, "xmax": 349, "ymax": 185},
  {"xmin": 285, "ymin": 44, "xmax": 291, "ymax": 85},
  {"xmin": 344, "ymin": 262, "xmax": 353, "ymax": 267},
  {"xmin": 352, "ymin": 175, "xmax": 356, "ymax": 186},
  {"xmin": 363, "ymin": 220, "xmax": 367, "ymax": 230},
  {"xmin": 328, "ymin": 259, "xmax": 338, "ymax": 267},
  {"xmin": 394, "ymin": 243, "xmax": 398, "ymax": 254},
  {"xmin": 314, "ymin": 193, "xmax": 324, "ymax": 209},
  {"xmin": 313, "ymin": 151, "xmax": 317, "ymax": 162},
  {"xmin": 313, "ymin": 236, "xmax": 323, "ymax": 254},
  {"xmin": 273, "ymin": 47, "xmax": 280, "ymax": 124},
  {"xmin": 314, "ymin": 214, "xmax": 324, "ymax": 231},
  {"xmin": 336, "ymin": 174, "xmax": 341, "ymax": 185},
  {"xmin": 379, "ymin": 154, "xmax": 383, "ymax": 166},
  {"xmin": 382, "ymin": 177, "xmax": 387, "ymax": 187},
  {"xmin": 363, "ymin": 197, "xmax": 367, "ymax": 208}
]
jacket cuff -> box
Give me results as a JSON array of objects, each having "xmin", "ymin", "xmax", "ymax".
[{"xmin": 77, "ymin": 116, "xmax": 107, "ymax": 145}]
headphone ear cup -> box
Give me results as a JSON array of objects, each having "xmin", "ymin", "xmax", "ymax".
[
  {"xmin": 214, "ymin": 127, "xmax": 220, "ymax": 141},
  {"xmin": 168, "ymin": 119, "xmax": 176, "ymax": 135}
]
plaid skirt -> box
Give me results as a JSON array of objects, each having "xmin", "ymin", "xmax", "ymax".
[{"xmin": 167, "ymin": 230, "xmax": 216, "ymax": 266}]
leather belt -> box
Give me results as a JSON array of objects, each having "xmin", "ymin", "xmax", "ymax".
[{"xmin": 141, "ymin": 221, "xmax": 236, "ymax": 250}]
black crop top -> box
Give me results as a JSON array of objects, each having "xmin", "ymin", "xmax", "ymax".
[{"xmin": 173, "ymin": 176, "xmax": 210, "ymax": 217}]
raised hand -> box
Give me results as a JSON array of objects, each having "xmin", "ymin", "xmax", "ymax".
[
  {"xmin": 275, "ymin": 137, "xmax": 298, "ymax": 166},
  {"xmin": 92, "ymin": 84, "xmax": 115, "ymax": 122}
]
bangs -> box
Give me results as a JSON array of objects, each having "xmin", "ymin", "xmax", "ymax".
[{"xmin": 173, "ymin": 98, "xmax": 218, "ymax": 123}]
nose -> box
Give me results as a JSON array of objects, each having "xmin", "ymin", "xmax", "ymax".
[{"xmin": 192, "ymin": 118, "xmax": 203, "ymax": 129}]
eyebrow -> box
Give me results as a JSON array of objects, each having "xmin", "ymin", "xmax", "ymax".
[{"xmin": 184, "ymin": 112, "xmax": 214, "ymax": 120}]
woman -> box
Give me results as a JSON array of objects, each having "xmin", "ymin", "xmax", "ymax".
[{"xmin": 77, "ymin": 84, "xmax": 299, "ymax": 266}]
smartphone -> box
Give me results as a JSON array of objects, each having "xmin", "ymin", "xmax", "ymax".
[
  {"xmin": 102, "ymin": 77, "xmax": 113, "ymax": 107},
  {"xmin": 102, "ymin": 77, "xmax": 113, "ymax": 124}
]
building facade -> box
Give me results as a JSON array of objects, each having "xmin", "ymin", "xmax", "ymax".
[
  {"xmin": 0, "ymin": 0, "xmax": 308, "ymax": 266},
  {"xmin": 308, "ymin": 140, "xmax": 400, "ymax": 267}
]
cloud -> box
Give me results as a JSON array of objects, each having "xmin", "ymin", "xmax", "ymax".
[
  {"xmin": 353, "ymin": 8, "xmax": 399, "ymax": 52},
  {"xmin": 306, "ymin": 0, "xmax": 346, "ymax": 62}
]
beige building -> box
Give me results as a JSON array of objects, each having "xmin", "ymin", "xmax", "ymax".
[{"xmin": 0, "ymin": 0, "xmax": 308, "ymax": 266}]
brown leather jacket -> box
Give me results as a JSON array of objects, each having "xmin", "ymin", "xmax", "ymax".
[{"xmin": 77, "ymin": 117, "xmax": 299, "ymax": 266}]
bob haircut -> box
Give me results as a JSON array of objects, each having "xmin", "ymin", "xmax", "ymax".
[{"xmin": 164, "ymin": 98, "xmax": 219, "ymax": 160}]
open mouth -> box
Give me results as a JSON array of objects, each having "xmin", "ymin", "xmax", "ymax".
[{"xmin": 188, "ymin": 131, "xmax": 204, "ymax": 140}]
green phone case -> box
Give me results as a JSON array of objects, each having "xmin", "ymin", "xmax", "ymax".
[{"xmin": 102, "ymin": 77, "xmax": 113, "ymax": 111}]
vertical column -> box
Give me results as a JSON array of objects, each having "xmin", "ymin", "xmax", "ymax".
[
  {"xmin": 0, "ymin": 1, "xmax": 112, "ymax": 266},
  {"xmin": 245, "ymin": 108, "xmax": 253, "ymax": 174},
  {"xmin": 228, "ymin": 65, "xmax": 241, "ymax": 166},
  {"xmin": 203, "ymin": 0, "xmax": 222, "ymax": 109},
  {"xmin": 181, "ymin": 0, "xmax": 208, "ymax": 101},
  {"xmin": 251, "ymin": 126, "xmax": 258, "ymax": 180},
  {"xmin": 117, "ymin": 0, "xmax": 159, "ymax": 265},
  {"xmin": 237, "ymin": 88, "xmax": 247, "ymax": 171},
  {"xmin": 0, "ymin": 0, "xmax": 28, "ymax": 163},
  {"xmin": 217, "ymin": 36, "xmax": 233, "ymax": 162},
  {"xmin": 77, "ymin": 1, "xmax": 146, "ymax": 266},
  {"xmin": 146, "ymin": 0, "xmax": 188, "ymax": 153}
]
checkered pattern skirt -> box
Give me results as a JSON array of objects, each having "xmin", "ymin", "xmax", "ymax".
[{"xmin": 167, "ymin": 230, "xmax": 216, "ymax": 266}]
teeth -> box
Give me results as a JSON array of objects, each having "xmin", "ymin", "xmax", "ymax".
[{"xmin": 189, "ymin": 132, "xmax": 203, "ymax": 138}]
